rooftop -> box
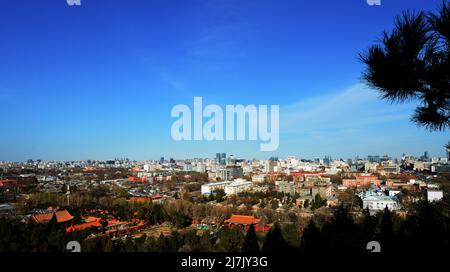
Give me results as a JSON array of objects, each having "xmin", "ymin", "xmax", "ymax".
[
  {"xmin": 224, "ymin": 214, "xmax": 260, "ymax": 225},
  {"xmin": 32, "ymin": 210, "xmax": 74, "ymax": 224}
]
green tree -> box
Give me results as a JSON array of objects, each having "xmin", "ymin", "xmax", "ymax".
[
  {"xmin": 311, "ymin": 194, "xmax": 327, "ymax": 210},
  {"xmin": 379, "ymin": 206, "xmax": 394, "ymax": 251},
  {"xmin": 270, "ymin": 199, "xmax": 279, "ymax": 210},
  {"xmin": 360, "ymin": 2, "xmax": 450, "ymax": 130},
  {"xmin": 325, "ymin": 205, "xmax": 360, "ymax": 251},
  {"xmin": 172, "ymin": 213, "xmax": 192, "ymax": 228},
  {"xmin": 300, "ymin": 219, "xmax": 322, "ymax": 252},
  {"xmin": 243, "ymin": 224, "xmax": 259, "ymax": 252},
  {"xmin": 183, "ymin": 229, "xmax": 200, "ymax": 251},
  {"xmin": 281, "ymin": 224, "xmax": 301, "ymax": 249},
  {"xmin": 304, "ymin": 199, "xmax": 310, "ymax": 209},
  {"xmin": 262, "ymin": 222, "xmax": 292, "ymax": 253},
  {"xmin": 104, "ymin": 238, "xmax": 115, "ymax": 252},
  {"xmin": 212, "ymin": 189, "xmax": 226, "ymax": 202},
  {"xmin": 361, "ymin": 207, "xmax": 376, "ymax": 244},
  {"xmin": 217, "ymin": 227, "xmax": 244, "ymax": 252}
]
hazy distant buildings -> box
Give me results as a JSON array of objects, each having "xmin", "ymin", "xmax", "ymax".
[
  {"xmin": 183, "ymin": 163, "xmax": 193, "ymax": 172},
  {"xmin": 195, "ymin": 163, "xmax": 206, "ymax": 173},
  {"xmin": 216, "ymin": 153, "xmax": 226, "ymax": 165},
  {"xmin": 342, "ymin": 175, "xmax": 382, "ymax": 188},
  {"xmin": 447, "ymin": 142, "xmax": 450, "ymax": 160},
  {"xmin": 382, "ymin": 164, "xmax": 400, "ymax": 174},
  {"xmin": 368, "ymin": 155, "xmax": 381, "ymax": 163},
  {"xmin": 265, "ymin": 160, "xmax": 277, "ymax": 173},
  {"xmin": 217, "ymin": 166, "xmax": 243, "ymax": 181},
  {"xmin": 252, "ymin": 174, "xmax": 267, "ymax": 183}
]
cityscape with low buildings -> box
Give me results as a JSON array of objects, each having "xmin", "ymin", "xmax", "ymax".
[
  {"xmin": 1, "ymin": 145, "xmax": 450, "ymax": 252},
  {"xmin": 1, "ymin": 0, "xmax": 449, "ymax": 258}
]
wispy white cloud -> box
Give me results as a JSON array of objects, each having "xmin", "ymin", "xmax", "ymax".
[
  {"xmin": 274, "ymin": 83, "xmax": 448, "ymax": 158},
  {"xmin": 281, "ymin": 83, "xmax": 416, "ymax": 134},
  {"xmin": 183, "ymin": 1, "xmax": 261, "ymax": 64},
  {"xmin": 158, "ymin": 70, "xmax": 186, "ymax": 91}
]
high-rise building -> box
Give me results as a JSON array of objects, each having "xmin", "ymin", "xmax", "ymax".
[
  {"xmin": 368, "ymin": 155, "xmax": 381, "ymax": 163},
  {"xmin": 217, "ymin": 165, "xmax": 243, "ymax": 181},
  {"xmin": 323, "ymin": 156, "xmax": 332, "ymax": 165},
  {"xmin": 420, "ymin": 151, "xmax": 430, "ymax": 162},
  {"xmin": 265, "ymin": 160, "xmax": 277, "ymax": 173},
  {"xmin": 447, "ymin": 142, "xmax": 450, "ymax": 160},
  {"xmin": 215, "ymin": 153, "xmax": 226, "ymax": 165},
  {"xmin": 221, "ymin": 153, "xmax": 226, "ymax": 165},
  {"xmin": 183, "ymin": 163, "xmax": 193, "ymax": 172}
]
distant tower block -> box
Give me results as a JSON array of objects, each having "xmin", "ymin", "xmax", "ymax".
[{"xmin": 447, "ymin": 141, "xmax": 450, "ymax": 160}]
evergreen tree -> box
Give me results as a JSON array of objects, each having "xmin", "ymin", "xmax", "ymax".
[
  {"xmin": 104, "ymin": 238, "xmax": 115, "ymax": 252},
  {"xmin": 326, "ymin": 205, "xmax": 359, "ymax": 251},
  {"xmin": 360, "ymin": 2, "xmax": 450, "ymax": 130},
  {"xmin": 361, "ymin": 208, "xmax": 376, "ymax": 245},
  {"xmin": 217, "ymin": 227, "xmax": 244, "ymax": 252},
  {"xmin": 243, "ymin": 224, "xmax": 259, "ymax": 252},
  {"xmin": 379, "ymin": 206, "xmax": 394, "ymax": 251},
  {"xmin": 300, "ymin": 219, "xmax": 322, "ymax": 252},
  {"xmin": 262, "ymin": 222, "xmax": 291, "ymax": 253},
  {"xmin": 311, "ymin": 194, "xmax": 327, "ymax": 210}
]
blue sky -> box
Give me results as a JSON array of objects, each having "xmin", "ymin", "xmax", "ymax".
[{"xmin": 0, "ymin": 0, "xmax": 448, "ymax": 161}]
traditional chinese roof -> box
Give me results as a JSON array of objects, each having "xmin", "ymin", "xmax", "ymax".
[
  {"xmin": 32, "ymin": 210, "xmax": 74, "ymax": 224},
  {"xmin": 224, "ymin": 214, "xmax": 260, "ymax": 225},
  {"xmin": 66, "ymin": 217, "xmax": 103, "ymax": 233},
  {"xmin": 0, "ymin": 180, "xmax": 17, "ymax": 187},
  {"xmin": 129, "ymin": 197, "xmax": 152, "ymax": 203}
]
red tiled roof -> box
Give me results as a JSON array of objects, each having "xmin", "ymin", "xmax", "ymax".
[
  {"xmin": 152, "ymin": 194, "xmax": 163, "ymax": 199},
  {"xmin": 0, "ymin": 180, "xmax": 17, "ymax": 187},
  {"xmin": 224, "ymin": 214, "xmax": 260, "ymax": 225},
  {"xmin": 32, "ymin": 210, "xmax": 74, "ymax": 224},
  {"xmin": 290, "ymin": 171, "xmax": 324, "ymax": 175},
  {"xmin": 129, "ymin": 197, "xmax": 152, "ymax": 202},
  {"xmin": 66, "ymin": 217, "xmax": 103, "ymax": 233}
]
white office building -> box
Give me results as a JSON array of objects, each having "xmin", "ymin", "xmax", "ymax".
[
  {"xmin": 201, "ymin": 181, "xmax": 232, "ymax": 195},
  {"xmin": 224, "ymin": 179, "xmax": 253, "ymax": 195},
  {"xmin": 427, "ymin": 189, "xmax": 444, "ymax": 202},
  {"xmin": 358, "ymin": 190, "xmax": 399, "ymax": 214},
  {"xmin": 252, "ymin": 174, "xmax": 267, "ymax": 183}
]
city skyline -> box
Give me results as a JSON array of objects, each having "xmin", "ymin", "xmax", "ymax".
[
  {"xmin": 0, "ymin": 0, "xmax": 448, "ymax": 161},
  {"xmin": 2, "ymin": 147, "xmax": 447, "ymax": 163}
]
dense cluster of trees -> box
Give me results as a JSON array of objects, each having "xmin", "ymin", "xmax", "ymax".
[
  {"xmin": 301, "ymin": 201, "xmax": 450, "ymax": 252},
  {"xmin": 22, "ymin": 190, "xmax": 244, "ymax": 229},
  {"xmin": 2, "ymin": 198, "xmax": 450, "ymax": 252},
  {"xmin": 204, "ymin": 189, "xmax": 226, "ymax": 202},
  {"xmin": 0, "ymin": 214, "xmax": 71, "ymax": 252}
]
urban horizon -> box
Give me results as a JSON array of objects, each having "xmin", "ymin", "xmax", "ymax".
[
  {"xmin": 1, "ymin": 1, "xmax": 448, "ymax": 162},
  {"xmin": 2, "ymin": 0, "xmax": 450, "ymax": 262},
  {"xmin": 2, "ymin": 148, "xmax": 448, "ymax": 164}
]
